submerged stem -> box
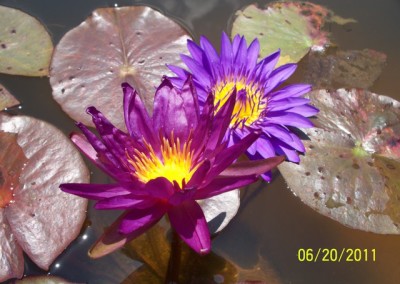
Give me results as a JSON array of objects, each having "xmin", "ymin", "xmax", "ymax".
[{"xmin": 164, "ymin": 230, "xmax": 181, "ymax": 284}]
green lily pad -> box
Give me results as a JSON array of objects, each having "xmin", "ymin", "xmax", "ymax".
[
  {"xmin": 0, "ymin": 5, "xmax": 53, "ymax": 76},
  {"xmin": 303, "ymin": 49, "xmax": 387, "ymax": 89},
  {"xmin": 0, "ymin": 84, "xmax": 19, "ymax": 111},
  {"xmin": 50, "ymin": 6, "xmax": 191, "ymax": 130},
  {"xmin": 279, "ymin": 89, "xmax": 400, "ymax": 234},
  {"xmin": 231, "ymin": 2, "xmax": 356, "ymax": 67}
]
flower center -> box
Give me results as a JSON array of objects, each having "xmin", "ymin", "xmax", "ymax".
[
  {"xmin": 214, "ymin": 79, "xmax": 266, "ymax": 128},
  {"xmin": 126, "ymin": 135, "xmax": 198, "ymax": 189}
]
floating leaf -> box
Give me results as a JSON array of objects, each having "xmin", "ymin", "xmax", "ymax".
[
  {"xmin": 199, "ymin": 189, "xmax": 240, "ymax": 234},
  {"xmin": 50, "ymin": 6, "xmax": 191, "ymax": 130},
  {"xmin": 231, "ymin": 2, "xmax": 355, "ymax": 66},
  {"xmin": 279, "ymin": 89, "xmax": 400, "ymax": 233},
  {"xmin": 0, "ymin": 114, "xmax": 89, "ymax": 281},
  {"xmin": 303, "ymin": 49, "xmax": 387, "ymax": 89},
  {"xmin": 0, "ymin": 5, "xmax": 53, "ymax": 76},
  {"xmin": 16, "ymin": 275, "xmax": 75, "ymax": 284},
  {"xmin": 0, "ymin": 84, "xmax": 19, "ymax": 111}
]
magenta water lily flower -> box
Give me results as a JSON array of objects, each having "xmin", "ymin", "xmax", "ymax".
[
  {"xmin": 168, "ymin": 33, "xmax": 319, "ymax": 180},
  {"xmin": 60, "ymin": 77, "xmax": 283, "ymax": 255}
]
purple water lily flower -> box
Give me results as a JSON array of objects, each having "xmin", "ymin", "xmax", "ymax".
[
  {"xmin": 168, "ymin": 32, "xmax": 319, "ymax": 180},
  {"xmin": 60, "ymin": 77, "xmax": 284, "ymax": 255}
]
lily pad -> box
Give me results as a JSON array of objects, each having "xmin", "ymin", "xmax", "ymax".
[
  {"xmin": 0, "ymin": 114, "xmax": 89, "ymax": 281},
  {"xmin": 199, "ymin": 189, "xmax": 240, "ymax": 234},
  {"xmin": 50, "ymin": 6, "xmax": 191, "ymax": 130},
  {"xmin": 279, "ymin": 89, "xmax": 400, "ymax": 234},
  {"xmin": 0, "ymin": 84, "xmax": 20, "ymax": 111},
  {"xmin": 303, "ymin": 49, "xmax": 387, "ymax": 89},
  {"xmin": 0, "ymin": 5, "xmax": 53, "ymax": 76},
  {"xmin": 231, "ymin": 2, "xmax": 356, "ymax": 66},
  {"xmin": 16, "ymin": 275, "xmax": 74, "ymax": 284}
]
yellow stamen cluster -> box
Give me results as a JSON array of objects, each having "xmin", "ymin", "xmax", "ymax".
[
  {"xmin": 126, "ymin": 135, "xmax": 198, "ymax": 189},
  {"xmin": 214, "ymin": 79, "xmax": 266, "ymax": 127}
]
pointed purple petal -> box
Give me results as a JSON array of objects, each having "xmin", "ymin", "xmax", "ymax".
[
  {"xmin": 266, "ymin": 111, "xmax": 314, "ymax": 128},
  {"xmin": 89, "ymin": 208, "xmax": 166, "ymax": 258},
  {"xmin": 269, "ymin": 84, "xmax": 312, "ymax": 101},
  {"xmin": 119, "ymin": 205, "xmax": 167, "ymax": 235},
  {"xmin": 287, "ymin": 104, "xmax": 319, "ymax": 117},
  {"xmin": 95, "ymin": 194, "xmax": 156, "ymax": 210},
  {"xmin": 267, "ymin": 97, "xmax": 311, "ymax": 112},
  {"xmin": 220, "ymin": 32, "xmax": 233, "ymax": 66},
  {"xmin": 60, "ymin": 183, "xmax": 132, "ymax": 200},
  {"xmin": 262, "ymin": 124, "xmax": 294, "ymax": 144},
  {"xmin": 220, "ymin": 156, "xmax": 284, "ymax": 176},
  {"xmin": 180, "ymin": 54, "xmax": 211, "ymax": 87},
  {"xmin": 233, "ymin": 36, "xmax": 247, "ymax": 67},
  {"xmin": 168, "ymin": 64, "xmax": 190, "ymax": 81},
  {"xmin": 253, "ymin": 50, "xmax": 280, "ymax": 81},
  {"xmin": 86, "ymin": 106, "xmax": 134, "ymax": 166},
  {"xmin": 195, "ymin": 175, "xmax": 257, "ymax": 200},
  {"xmin": 153, "ymin": 77, "xmax": 199, "ymax": 141},
  {"xmin": 254, "ymin": 136, "xmax": 275, "ymax": 159},
  {"xmin": 199, "ymin": 35, "xmax": 219, "ymax": 64},
  {"xmin": 186, "ymin": 160, "xmax": 211, "ymax": 188},
  {"xmin": 168, "ymin": 200, "xmax": 211, "ymax": 255},
  {"xmin": 264, "ymin": 63, "xmax": 297, "ymax": 93},
  {"xmin": 187, "ymin": 39, "xmax": 204, "ymax": 63},
  {"xmin": 246, "ymin": 38, "xmax": 260, "ymax": 71},
  {"xmin": 122, "ymin": 83, "xmax": 157, "ymax": 146},
  {"xmin": 205, "ymin": 89, "xmax": 236, "ymax": 153},
  {"xmin": 205, "ymin": 131, "xmax": 260, "ymax": 183}
]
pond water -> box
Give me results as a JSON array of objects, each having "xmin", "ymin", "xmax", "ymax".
[{"xmin": 1, "ymin": 0, "xmax": 400, "ymax": 283}]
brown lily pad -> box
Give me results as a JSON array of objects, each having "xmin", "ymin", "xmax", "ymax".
[
  {"xmin": 303, "ymin": 49, "xmax": 387, "ymax": 89},
  {"xmin": 0, "ymin": 114, "xmax": 89, "ymax": 281},
  {"xmin": 0, "ymin": 5, "xmax": 53, "ymax": 76},
  {"xmin": 0, "ymin": 84, "xmax": 20, "ymax": 111},
  {"xmin": 50, "ymin": 6, "xmax": 191, "ymax": 130},
  {"xmin": 279, "ymin": 89, "xmax": 400, "ymax": 234}
]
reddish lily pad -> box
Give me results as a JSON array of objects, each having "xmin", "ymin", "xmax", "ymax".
[
  {"xmin": 231, "ymin": 2, "xmax": 356, "ymax": 66},
  {"xmin": 279, "ymin": 89, "xmax": 400, "ymax": 233},
  {"xmin": 0, "ymin": 114, "xmax": 89, "ymax": 281},
  {"xmin": 303, "ymin": 49, "xmax": 387, "ymax": 89},
  {"xmin": 16, "ymin": 275, "xmax": 74, "ymax": 284},
  {"xmin": 0, "ymin": 84, "xmax": 20, "ymax": 111},
  {"xmin": 0, "ymin": 5, "xmax": 53, "ymax": 76},
  {"xmin": 50, "ymin": 6, "xmax": 191, "ymax": 130}
]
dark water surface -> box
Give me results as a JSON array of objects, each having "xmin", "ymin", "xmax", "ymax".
[{"xmin": 1, "ymin": 0, "xmax": 400, "ymax": 283}]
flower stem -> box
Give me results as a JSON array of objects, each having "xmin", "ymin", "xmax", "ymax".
[{"xmin": 164, "ymin": 230, "xmax": 181, "ymax": 284}]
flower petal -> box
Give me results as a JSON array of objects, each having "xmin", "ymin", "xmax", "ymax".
[
  {"xmin": 168, "ymin": 200, "xmax": 211, "ymax": 255},
  {"xmin": 205, "ymin": 131, "xmax": 260, "ymax": 183},
  {"xmin": 265, "ymin": 111, "xmax": 314, "ymax": 128},
  {"xmin": 89, "ymin": 207, "xmax": 166, "ymax": 258},
  {"xmin": 287, "ymin": 104, "xmax": 319, "ymax": 117},
  {"xmin": 95, "ymin": 194, "xmax": 156, "ymax": 210},
  {"xmin": 60, "ymin": 183, "xmax": 132, "ymax": 200},
  {"xmin": 264, "ymin": 63, "xmax": 297, "ymax": 93},
  {"xmin": 220, "ymin": 156, "xmax": 285, "ymax": 176},
  {"xmin": 246, "ymin": 38, "xmax": 260, "ymax": 71},
  {"xmin": 269, "ymin": 83, "xmax": 312, "ymax": 101},
  {"xmin": 220, "ymin": 32, "xmax": 233, "ymax": 66},
  {"xmin": 186, "ymin": 159, "xmax": 211, "ymax": 188},
  {"xmin": 195, "ymin": 175, "xmax": 258, "ymax": 200},
  {"xmin": 153, "ymin": 77, "xmax": 199, "ymax": 141},
  {"xmin": 122, "ymin": 83, "xmax": 158, "ymax": 146}
]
